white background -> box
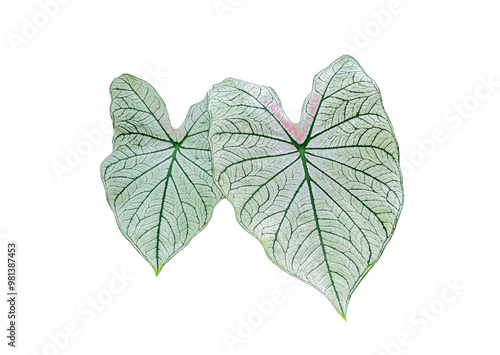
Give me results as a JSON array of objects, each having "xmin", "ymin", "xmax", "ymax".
[{"xmin": 1, "ymin": 0, "xmax": 498, "ymax": 354}]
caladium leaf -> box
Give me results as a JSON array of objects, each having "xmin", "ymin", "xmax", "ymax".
[
  {"xmin": 101, "ymin": 74, "xmax": 223, "ymax": 276},
  {"xmin": 208, "ymin": 55, "xmax": 404, "ymax": 318}
]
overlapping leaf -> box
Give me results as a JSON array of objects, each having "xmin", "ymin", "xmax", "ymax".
[
  {"xmin": 208, "ymin": 55, "xmax": 404, "ymax": 318},
  {"xmin": 101, "ymin": 74, "xmax": 223, "ymax": 275}
]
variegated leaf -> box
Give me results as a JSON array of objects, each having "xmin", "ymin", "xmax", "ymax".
[
  {"xmin": 208, "ymin": 55, "xmax": 404, "ymax": 318},
  {"xmin": 101, "ymin": 74, "xmax": 223, "ymax": 275}
]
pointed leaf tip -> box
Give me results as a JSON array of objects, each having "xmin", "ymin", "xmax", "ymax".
[
  {"xmin": 101, "ymin": 75, "xmax": 223, "ymax": 273},
  {"xmin": 208, "ymin": 55, "xmax": 403, "ymax": 318}
]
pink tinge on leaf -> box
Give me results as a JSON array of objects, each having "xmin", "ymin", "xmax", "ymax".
[
  {"xmin": 262, "ymin": 99, "xmax": 269, "ymax": 105},
  {"xmin": 307, "ymin": 105, "xmax": 318, "ymax": 115},
  {"xmin": 268, "ymin": 104, "xmax": 277, "ymax": 113},
  {"xmin": 276, "ymin": 110, "xmax": 283, "ymax": 119},
  {"xmin": 281, "ymin": 118, "xmax": 308, "ymax": 144},
  {"xmin": 295, "ymin": 130, "xmax": 306, "ymax": 144},
  {"xmin": 306, "ymin": 115, "xmax": 313, "ymax": 123},
  {"xmin": 310, "ymin": 93, "xmax": 321, "ymax": 104}
]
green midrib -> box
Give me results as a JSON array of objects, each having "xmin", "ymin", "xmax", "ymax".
[
  {"xmin": 155, "ymin": 142, "xmax": 180, "ymax": 274},
  {"xmin": 298, "ymin": 146, "xmax": 345, "ymax": 316}
]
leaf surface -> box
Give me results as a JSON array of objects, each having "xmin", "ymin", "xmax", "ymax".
[
  {"xmin": 208, "ymin": 55, "xmax": 404, "ymax": 318},
  {"xmin": 101, "ymin": 74, "xmax": 223, "ymax": 275}
]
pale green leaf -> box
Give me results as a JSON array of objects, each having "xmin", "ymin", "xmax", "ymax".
[
  {"xmin": 208, "ymin": 55, "xmax": 404, "ymax": 318},
  {"xmin": 101, "ymin": 74, "xmax": 223, "ymax": 275}
]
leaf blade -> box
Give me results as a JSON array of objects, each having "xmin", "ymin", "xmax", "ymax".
[
  {"xmin": 208, "ymin": 55, "xmax": 404, "ymax": 317},
  {"xmin": 101, "ymin": 74, "xmax": 223, "ymax": 275}
]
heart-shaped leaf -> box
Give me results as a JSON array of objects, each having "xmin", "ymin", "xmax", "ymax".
[
  {"xmin": 101, "ymin": 74, "xmax": 223, "ymax": 275},
  {"xmin": 208, "ymin": 55, "xmax": 404, "ymax": 318}
]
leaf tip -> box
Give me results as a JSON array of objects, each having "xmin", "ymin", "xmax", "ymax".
[
  {"xmin": 153, "ymin": 264, "xmax": 164, "ymax": 277},
  {"xmin": 341, "ymin": 313, "xmax": 347, "ymax": 322}
]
